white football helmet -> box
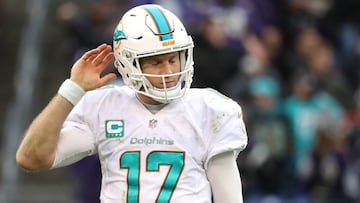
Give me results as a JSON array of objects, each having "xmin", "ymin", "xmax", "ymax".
[{"xmin": 113, "ymin": 4, "xmax": 194, "ymax": 103}]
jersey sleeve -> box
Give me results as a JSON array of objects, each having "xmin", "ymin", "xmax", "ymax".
[
  {"xmin": 203, "ymin": 90, "xmax": 248, "ymax": 169},
  {"xmin": 51, "ymin": 96, "xmax": 97, "ymax": 169}
]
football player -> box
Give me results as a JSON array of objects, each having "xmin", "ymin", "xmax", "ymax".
[{"xmin": 16, "ymin": 4, "xmax": 248, "ymax": 203}]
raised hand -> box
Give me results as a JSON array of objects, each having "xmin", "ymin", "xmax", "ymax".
[{"xmin": 70, "ymin": 44, "xmax": 117, "ymax": 91}]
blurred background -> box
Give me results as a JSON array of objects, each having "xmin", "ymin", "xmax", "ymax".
[{"xmin": 1, "ymin": 0, "xmax": 360, "ymax": 202}]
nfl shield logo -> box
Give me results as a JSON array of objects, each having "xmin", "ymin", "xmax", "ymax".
[{"xmin": 149, "ymin": 119, "xmax": 157, "ymax": 128}]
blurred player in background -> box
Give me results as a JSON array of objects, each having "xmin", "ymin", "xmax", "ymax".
[{"xmin": 16, "ymin": 4, "xmax": 247, "ymax": 203}]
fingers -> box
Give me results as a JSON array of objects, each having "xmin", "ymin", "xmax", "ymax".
[
  {"xmin": 82, "ymin": 44, "xmax": 112, "ymax": 64},
  {"xmin": 82, "ymin": 45, "xmax": 102, "ymax": 61},
  {"xmin": 103, "ymin": 52, "xmax": 114, "ymax": 64},
  {"xmin": 92, "ymin": 45, "xmax": 113, "ymax": 66},
  {"xmin": 99, "ymin": 73, "xmax": 117, "ymax": 87}
]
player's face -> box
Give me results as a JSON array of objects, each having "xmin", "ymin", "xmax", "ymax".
[{"xmin": 140, "ymin": 52, "xmax": 181, "ymax": 89}]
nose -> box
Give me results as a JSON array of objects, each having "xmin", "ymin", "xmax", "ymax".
[{"xmin": 159, "ymin": 61, "xmax": 174, "ymax": 75}]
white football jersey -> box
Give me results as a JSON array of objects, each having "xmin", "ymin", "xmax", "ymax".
[{"xmin": 55, "ymin": 85, "xmax": 247, "ymax": 203}]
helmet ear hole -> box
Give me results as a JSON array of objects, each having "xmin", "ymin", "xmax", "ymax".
[
  {"xmin": 124, "ymin": 51, "xmax": 132, "ymax": 60},
  {"xmin": 119, "ymin": 61, "xmax": 125, "ymax": 69},
  {"xmin": 114, "ymin": 60, "xmax": 125, "ymax": 69}
]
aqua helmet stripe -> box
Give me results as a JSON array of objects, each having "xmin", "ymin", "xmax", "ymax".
[{"xmin": 143, "ymin": 5, "xmax": 173, "ymax": 41}]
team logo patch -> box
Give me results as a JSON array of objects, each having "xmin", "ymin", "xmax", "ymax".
[{"xmin": 106, "ymin": 120, "xmax": 124, "ymax": 138}]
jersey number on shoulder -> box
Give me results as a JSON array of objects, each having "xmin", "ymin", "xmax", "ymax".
[{"xmin": 120, "ymin": 151, "xmax": 185, "ymax": 203}]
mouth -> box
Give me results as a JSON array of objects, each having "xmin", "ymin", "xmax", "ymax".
[
  {"xmin": 159, "ymin": 81, "xmax": 175, "ymax": 89},
  {"xmin": 155, "ymin": 79, "xmax": 177, "ymax": 89}
]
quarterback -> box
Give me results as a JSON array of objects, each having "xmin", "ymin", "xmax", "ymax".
[{"xmin": 16, "ymin": 4, "xmax": 248, "ymax": 203}]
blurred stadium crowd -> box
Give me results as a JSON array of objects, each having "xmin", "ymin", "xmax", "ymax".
[{"xmin": 2, "ymin": 0, "xmax": 360, "ymax": 202}]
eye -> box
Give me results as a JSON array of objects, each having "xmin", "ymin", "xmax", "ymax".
[
  {"xmin": 169, "ymin": 56, "xmax": 178, "ymax": 64},
  {"xmin": 149, "ymin": 60, "xmax": 159, "ymax": 65},
  {"xmin": 141, "ymin": 59, "xmax": 158, "ymax": 66}
]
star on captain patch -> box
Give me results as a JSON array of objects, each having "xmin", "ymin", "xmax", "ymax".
[{"xmin": 149, "ymin": 119, "xmax": 157, "ymax": 129}]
